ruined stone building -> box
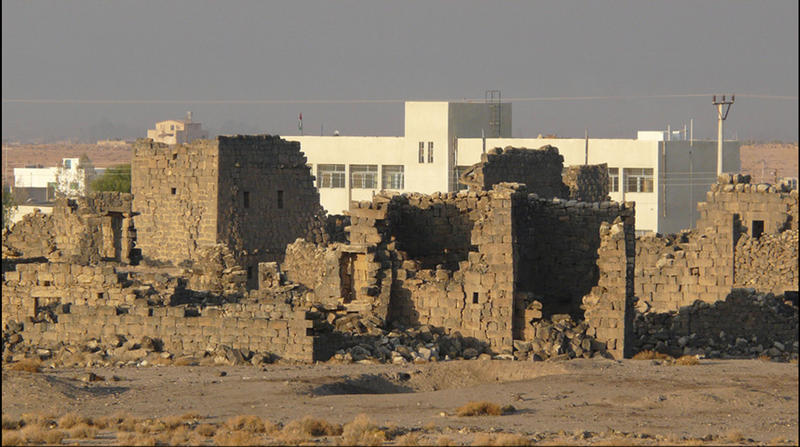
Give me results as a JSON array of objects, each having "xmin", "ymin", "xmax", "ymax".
[
  {"xmin": 132, "ymin": 135, "xmax": 328, "ymax": 288},
  {"xmin": 2, "ymin": 138, "xmax": 797, "ymax": 366}
]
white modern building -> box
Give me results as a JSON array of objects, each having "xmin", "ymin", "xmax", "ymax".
[
  {"xmin": 147, "ymin": 112, "xmax": 209, "ymax": 145},
  {"xmin": 284, "ymin": 101, "xmax": 740, "ymax": 234},
  {"xmin": 13, "ymin": 157, "xmax": 101, "ymax": 203}
]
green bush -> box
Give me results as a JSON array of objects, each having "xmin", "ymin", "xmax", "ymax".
[{"xmin": 91, "ymin": 164, "xmax": 131, "ymax": 193}]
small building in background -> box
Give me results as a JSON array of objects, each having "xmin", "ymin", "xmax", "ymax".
[
  {"xmin": 13, "ymin": 157, "xmax": 98, "ymax": 203},
  {"xmin": 146, "ymin": 111, "xmax": 209, "ymax": 145}
]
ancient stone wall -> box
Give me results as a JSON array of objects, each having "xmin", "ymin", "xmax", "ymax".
[
  {"xmin": 133, "ymin": 136, "xmax": 328, "ymax": 289},
  {"xmin": 459, "ymin": 146, "xmax": 569, "ymax": 199},
  {"xmin": 3, "ymin": 193, "xmax": 134, "ymax": 265},
  {"xmin": 2, "ymin": 261, "xmax": 322, "ymax": 362},
  {"xmin": 581, "ymin": 219, "xmax": 635, "ymax": 359},
  {"xmin": 516, "ymin": 196, "xmax": 635, "ymax": 317},
  {"xmin": 132, "ymin": 139, "xmax": 219, "ymax": 265},
  {"xmin": 562, "ymin": 164, "xmax": 610, "ymax": 203},
  {"xmin": 734, "ymin": 230, "xmax": 798, "ymax": 294},
  {"xmin": 635, "ymin": 231, "xmax": 735, "ymax": 313},
  {"xmin": 216, "ymin": 135, "xmax": 327, "ymax": 283}
]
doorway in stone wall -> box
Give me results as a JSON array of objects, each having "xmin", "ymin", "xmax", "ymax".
[{"xmin": 340, "ymin": 253, "xmax": 356, "ymax": 303}]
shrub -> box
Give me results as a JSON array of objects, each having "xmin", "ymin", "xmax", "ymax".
[
  {"xmin": 57, "ymin": 412, "xmax": 89, "ymax": 429},
  {"xmin": 281, "ymin": 416, "xmax": 343, "ymax": 439},
  {"xmin": 472, "ymin": 433, "xmax": 533, "ymax": 446},
  {"xmin": 631, "ymin": 350, "xmax": 672, "ymax": 361},
  {"xmin": 1, "ymin": 430, "xmax": 25, "ymax": 446},
  {"xmin": 68, "ymin": 422, "xmax": 98, "ymax": 439},
  {"xmin": 43, "ymin": 429, "xmax": 67, "ymax": 445},
  {"xmin": 340, "ymin": 414, "xmax": 386, "ymax": 446},
  {"xmin": 8, "ymin": 359, "xmax": 42, "ymax": 373},
  {"xmin": 456, "ymin": 401, "xmax": 510, "ymax": 416},
  {"xmin": 673, "ymin": 355, "xmax": 700, "ymax": 366},
  {"xmin": 2, "ymin": 416, "xmax": 23, "ymax": 430},
  {"xmin": 90, "ymin": 164, "xmax": 131, "ymax": 193},
  {"xmin": 213, "ymin": 430, "xmax": 263, "ymax": 446},
  {"xmin": 224, "ymin": 415, "xmax": 272, "ymax": 433}
]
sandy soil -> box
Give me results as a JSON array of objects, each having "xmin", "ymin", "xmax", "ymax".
[{"xmin": 2, "ymin": 358, "xmax": 797, "ymax": 445}]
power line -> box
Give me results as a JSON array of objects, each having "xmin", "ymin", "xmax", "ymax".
[{"xmin": 2, "ymin": 93, "xmax": 797, "ymax": 105}]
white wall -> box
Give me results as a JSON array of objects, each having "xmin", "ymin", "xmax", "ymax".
[{"xmin": 13, "ymin": 167, "xmax": 58, "ymax": 188}]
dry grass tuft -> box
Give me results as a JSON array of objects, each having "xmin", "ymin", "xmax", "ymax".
[
  {"xmin": 116, "ymin": 431, "xmax": 157, "ymax": 446},
  {"xmin": 196, "ymin": 423, "xmax": 217, "ymax": 437},
  {"xmin": 631, "ymin": 350, "xmax": 672, "ymax": 361},
  {"xmin": 472, "ymin": 433, "xmax": 533, "ymax": 446},
  {"xmin": 725, "ymin": 429, "xmax": 745, "ymax": 443},
  {"xmin": 224, "ymin": 414, "xmax": 272, "ymax": 433},
  {"xmin": 43, "ymin": 428, "xmax": 67, "ymax": 445},
  {"xmin": 281, "ymin": 416, "xmax": 343, "ymax": 440},
  {"xmin": 456, "ymin": 401, "xmax": 509, "ymax": 416},
  {"xmin": 8, "ymin": 358, "xmax": 42, "ymax": 373},
  {"xmin": 340, "ymin": 414, "xmax": 386, "ymax": 446},
  {"xmin": 20, "ymin": 425, "xmax": 49, "ymax": 445},
  {"xmin": 673, "ymin": 355, "xmax": 700, "ymax": 366},
  {"xmin": 213, "ymin": 429, "xmax": 264, "ymax": 446},
  {"xmin": 68, "ymin": 422, "xmax": 98, "ymax": 439},
  {"xmin": 20, "ymin": 412, "xmax": 57, "ymax": 429},
  {"xmin": 758, "ymin": 354, "xmax": 772, "ymax": 362},
  {"xmin": 57, "ymin": 412, "xmax": 89, "ymax": 429},
  {"xmin": 1, "ymin": 430, "xmax": 25, "ymax": 446},
  {"xmin": 394, "ymin": 432, "xmax": 421, "ymax": 446}
]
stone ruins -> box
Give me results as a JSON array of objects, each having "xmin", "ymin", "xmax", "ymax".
[{"xmin": 2, "ymin": 137, "xmax": 797, "ymax": 368}]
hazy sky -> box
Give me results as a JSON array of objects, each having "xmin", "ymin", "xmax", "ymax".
[{"xmin": 2, "ymin": 0, "xmax": 798, "ymax": 143}]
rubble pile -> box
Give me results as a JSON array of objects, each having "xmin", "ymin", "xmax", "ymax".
[
  {"xmin": 632, "ymin": 289, "xmax": 799, "ymax": 361},
  {"xmin": 514, "ymin": 314, "xmax": 609, "ymax": 361}
]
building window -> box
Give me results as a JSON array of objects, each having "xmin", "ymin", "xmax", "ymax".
[
  {"xmin": 243, "ymin": 191, "xmax": 250, "ymax": 209},
  {"xmin": 277, "ymin": 190, "xmax": 284, "ymax": 209},
  {"xmin": 609, "ymin": 168, "xmax": 619, "ymax": 192},
  {"xmin": 170, "ymin": 124, "xmax": 175, "ymax": 130},
  {"xmin": 624, "ymin": 168, "xmax": 653, "ymax": 193},
  {"xmin": 317, "ymin": 164, "xmax": 346, "ymax": 188},
  {"xmin": 69, "ymin": 182, "xmax": 79, "ymax": 190},
  {"xmin": 427, "ymin": 142, "xmax": 434, "ymax": 163},
  {"xmin": 351, "ymin": 165, "xmax": 378, "ymax": 189},
  {"xmin": 418, "ymin": 142, "xmax": 425, "ymax": 163},
  {"xmin": 381, "ymin": 165, "xmax": 404, "ymax": 190},
  {"xmin": 171, "ymin": 187, "xmax": 177, "ymax": 195},
  {"xmin": 63, "ymin": 160, "xmax": 71, "ymax": 169}
]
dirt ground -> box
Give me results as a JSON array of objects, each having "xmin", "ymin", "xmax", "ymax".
[
  {"xmin": 740, "ymin": 143, "xmax": 799, "ymax": 184},
  {"xmin": 2, "ymin": 358, "xmax": 797, "ymax": 445}
]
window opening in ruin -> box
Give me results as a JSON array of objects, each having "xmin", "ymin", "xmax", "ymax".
[
  {"xmin": 277, "ymin": 191, "xmax": 284, "ymax": 209},
  {"xmin": 350, "ymin": 165, "xmax": 378, "ymax": 189},
  {"xmin": 97, "ymin": 292, "xmax": 104, "ymax": 299},
  {"xmin": 690, "ymin": 267, "xmax": 699, "ymax": 276},
  {"xmin": 473, "ymin": 292, "xmax": 479, "ymax": 304},
  {"xmin": 382, "ymin": 165, "xmax": 405, "ymax": 189},
  {"xmin": 317, "ymin": 164, "xmax": 345, "ymax": 188},
  {"xmin": 171, "ymin": 187, "xmax": 176, "ymax": 195},
  {"xmin": 339, "ymin": 253, "xmax": 356, "ymax": 303},
  {"xmin": 172, "ymin": 153, "xmax": 178, "ymax": 160},
  {"xmin": 428, "ymin": 141, "xmax": 434, "ymax": 163},
  {"xmin": 609, "ymin": 167, "xmax": 619, "ymax": 192},
  {"xmin": 43, "ymin": 281, "xmax": 51, "ymax": 287},
  {"xmin": 418, "ymin": 142, "xmax": 425, "ymax": 163},
  {"xmin": 623, "ymin": 168, "xmax": 653, "ymax": 192},
  {"xmin": 247, "ymin": 266, "xmax": 253, "ymax": 280},
  {"xmin": 243, "ymin": 191, "xmax": 250, "ymax": 209},
  {"xmin": 752, "ymin": 220, "xmax": 764, "ymax": 239}
]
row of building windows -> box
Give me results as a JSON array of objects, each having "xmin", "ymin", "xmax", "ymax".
[
  {"xmin": 317, "ymin": 164, "xmax": 405, "ymax": 190},
  {"xmin": 418, "ymin": 141, "xmax": 434, "ymax": 163},
  {"xmin": 608, "ymin": 168, "xmax": 654, "ymax": 193}
]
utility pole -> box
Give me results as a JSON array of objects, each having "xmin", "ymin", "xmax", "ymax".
[
  {"xmin": 584, "ymin": 128, "xmax": 588, "ymax": 165},
  {"xmin": 712, "ymin": 94, "xmax": 734, "ymax": 176}
]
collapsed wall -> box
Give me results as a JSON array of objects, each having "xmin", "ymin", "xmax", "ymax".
[
  {"xmin": 2, "ymin": 192, "xmax": 135, "ymax": 265},
  {"xmin": 459, "ymin": 146, "xmax": 570, "ymax": 199},
  {"xmin": 2, "ymin": 261, "xmax": 322, "ymax": 363},
  {"xmin": 562, "ymin": 164, "xmax": 611, "ymax": 203},
  {"xmin": 635, "ymin": 174, "xmax": 798, "ymax": 314}
]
